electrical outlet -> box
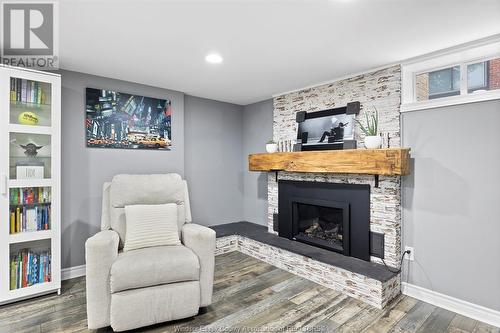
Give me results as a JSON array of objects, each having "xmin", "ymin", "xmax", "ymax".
[{"xmin": 404, "ymin": 246, "xmax": 415, "ymax": 261}]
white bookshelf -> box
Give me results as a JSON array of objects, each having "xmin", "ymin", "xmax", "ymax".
[{"xmin": 0, "ymin": 65, "xmax": 61, "ymax": 304}]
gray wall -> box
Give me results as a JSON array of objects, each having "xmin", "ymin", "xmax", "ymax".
[
  {"xmin": 59, "ymin": 70, "xmax": 185, "ymax": 269},
  {"xmin": 184, "ymin": 95, "xmax": 244, "ymax": 226},
  {"xmin": 60, "ymin": 71, "xmax": 253, "ymax": 269},
  {"xmin": 242, "ymin": 99, "xmax": 274, "ymax": 225},
  {"xmin": 402, "ymin": 100, "xmax": 500, "ymax": 311}
]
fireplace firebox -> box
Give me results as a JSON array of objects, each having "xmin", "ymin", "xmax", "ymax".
[
  {"xmin": 292, "ymin": 200, "xmax": 349, "ymax": 254},
  {"xmin": 278, "ymin": 180, "xmax": 370, "ymax": 261}
]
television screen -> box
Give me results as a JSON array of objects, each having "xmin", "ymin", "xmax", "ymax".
[
  {"xmin": 297, "ymin": 113, "xmax": 354, "ymax": 145},
  {"xmin": 85, "ymin": 88, "xmax": 172, "ymax": 150}
]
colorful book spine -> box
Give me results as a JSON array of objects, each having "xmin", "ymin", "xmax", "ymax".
[
  {"xmin": 41, "ymin": 89, "xmax": 46, "ymax": 104},
  {"xmin": 27, "ymin": 252, "xmax": 31, "ymax": 286},
  {"xmin": 37, "ymin": 83, "xmax": 42, "ymax": 104},
  {"xmin": 27, "ymin": 81, "xmax": 31, "ymax": 103},
  {"xmin": 16, "ymin": 79, "xmax": 21, "ymax": 101},
  {"xmin": 16, "ymin": 207, "xmax": 21, "ymax": 233},
  {"xmin": 10, "ymin": 260, "xmax": 17, "ymax": 290},
  {"xmin": 10, "ymin": 78, "xmax": 16, "ymax": 101},
  {"xmin": 22, "ymin": 252, "xmax": 27, "ymax": 288},
  {"xmin": 39, "ymin": 256, "xmax": 44, "ymax": 283},
  {"xmin": 31, "ymin": 82, "xmax": 36, "ymax": 103},
  {"xmin": 21, "ymin": 79, "xmax": 27, "ymax": 102},
  {"xmin": 22, "ymin": 206, "xmax": 26, "ymax": 231},
  {"xmin": 10, "ymin": 211, "xmax": 15, "ymax": 234}
]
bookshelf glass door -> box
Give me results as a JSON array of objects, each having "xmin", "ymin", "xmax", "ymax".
[
  {"xmin": 7, "ymin": 76, "xmax": 54, "ymax": 289},
  {"xmin": 9, "ymin": 133, "xmax": 51, "ymax": 180},
  {"xmin": 9, "ymin": 77, "xmax": 52, "ymax": 127}
]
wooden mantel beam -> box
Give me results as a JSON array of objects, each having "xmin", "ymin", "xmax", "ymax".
[{"xmin": 248, "ymin": 148, "xmax": 411, "ymax": 176}]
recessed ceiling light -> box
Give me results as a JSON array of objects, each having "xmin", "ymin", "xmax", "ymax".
[{"xmin": 205, "ymin": 53, "xmax": 223, "ymax": 64}]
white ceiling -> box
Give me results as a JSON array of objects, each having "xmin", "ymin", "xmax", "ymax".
[{"xmin": 60, "ymin": 0, "xmax": 500, "ymax": 105}]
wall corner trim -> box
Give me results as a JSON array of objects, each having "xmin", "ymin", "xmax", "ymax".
[
  {"xmin": 402, "ymin": 282, "xmax": 500, "ymax": 328},
  {"xmin": 61, "ymin": 264, "xmax": 86, "ymax": 281}
]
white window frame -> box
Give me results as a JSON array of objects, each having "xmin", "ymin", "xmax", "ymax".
[{"xmin": 401, "ymin": 40, "xmax": 500, "ymax": 112}]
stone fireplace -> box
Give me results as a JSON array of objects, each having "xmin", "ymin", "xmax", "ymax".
[
  {"xmin": 268, "ymin": 65, "xmax": 402, "ymax": 268},
  {"xmin": 214, "ymin": 64, "xmax": 405, "ymax": 309}
]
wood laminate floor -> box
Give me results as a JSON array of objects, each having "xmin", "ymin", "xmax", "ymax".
[{"xmin": 0, "ymin": 252, "xmax": 498, "ymax": 333}]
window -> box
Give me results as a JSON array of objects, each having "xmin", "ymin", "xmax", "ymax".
[
  {"xmin": 402, "ymin": 40, "xmax": 500, "ymax": 112},
  {"xmin": 467, "ymin": 58, "xmax": 500, "ymax": 93},
  {"xmin": 429, "ymin": 66, "xmax": 461, "ymax": 98},
  {"xmin": 467, "ymin": 61, "xmax": 488, "ymax": 92},
  {"xmin": 416, "ymin": 66, "xmax": 461, "ymax": 101},
  {"xmin": 415, "ymin": 59, "xmax": 500, "ymax": 101}
]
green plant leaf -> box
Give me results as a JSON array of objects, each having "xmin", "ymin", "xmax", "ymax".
[
  {"xmin": 371, "ymin": 114, "xmax": 377, "ymax": 135},
  {"xmin": 365, "ymin": 112, "xmax": 372, "ymax": 135},
  {"xmin": 354, "ymin": 119, "xmax": 369, "ymax": 136},
  {"xmin": 355, "ymin": 106, "xmax": 379, "ymax": 136}
]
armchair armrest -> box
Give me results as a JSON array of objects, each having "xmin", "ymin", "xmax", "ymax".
[
  {"xmin": 181, "ymin": 223, "xmax": 216, "ymax": 307},
  {"xmin": 85, "ymin": 230, "xmax": 120, "ymax": 329}
]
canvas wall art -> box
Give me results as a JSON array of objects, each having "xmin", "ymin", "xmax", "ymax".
[{"xmin": 85, "ymin": 88, "xmax": 172, "ymax": 150}]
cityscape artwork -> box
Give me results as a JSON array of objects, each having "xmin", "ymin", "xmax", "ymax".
[{"xmin": 85, "ymin": 88, "xmax": 172, "ymax": 150}]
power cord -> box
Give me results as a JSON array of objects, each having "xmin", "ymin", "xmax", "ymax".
[{"xmin": 380, "ymin": 250, "xmax": 411, "ymax": 274}]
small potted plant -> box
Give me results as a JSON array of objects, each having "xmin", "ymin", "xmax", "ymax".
[
  {"xmin": 355, "ymin": 107, "xmax": 382, "ymax": 149},
  {"xmin": 266, "ymin": 139, "xmax": 278, "ymax": 153}
]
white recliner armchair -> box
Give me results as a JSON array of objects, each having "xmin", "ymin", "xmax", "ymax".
[{"xmin": 85, "ymin": 173, "xmax": 215, "ymax": 331}]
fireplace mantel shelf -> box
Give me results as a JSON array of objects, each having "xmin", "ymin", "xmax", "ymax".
[{"xmin": 249, "ymin": 148, "xmax": 411, "ymax": 176}]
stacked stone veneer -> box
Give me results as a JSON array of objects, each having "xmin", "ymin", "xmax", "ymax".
[
  {"xmin": 269, "ymin": 65, "xmax": 403, "ymax": 268},
  {"xmin": 215, "ymin": 236, "xmax": 400, "ymax": 309}
]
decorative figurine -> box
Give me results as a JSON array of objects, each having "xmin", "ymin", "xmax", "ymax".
[
  {"xmin": 20, "ymin": 143, "xmax": 44, "ymax": 157},
  {"xmin": 16, "ymin": 142, "xmax": 45, "ymax": 180}
]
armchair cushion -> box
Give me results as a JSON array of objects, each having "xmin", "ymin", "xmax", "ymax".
[
  {"xmin": 123, "ymin": 203, "xmax": 180, "ymax": 252},
  {"xmin": 110, "ymin": 245, "xmax": 200, "ymax": 293},
  {"xmin": 109, "ymin": 174, "xmax": 187, "ymax": 245},
  {"xmin": 110, "ymin": 281, "xmax": 200, "ymax": 332}
]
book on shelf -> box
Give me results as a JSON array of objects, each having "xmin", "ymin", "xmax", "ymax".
[
  {"xmin": 10, "ymin": 78, "xmax": 16, "ymax": 101},
  {"xmin": 9, "ymin": 205, "xmax": 50, "ymax": 234},
  {"xmin": 10, "ymin": 187, "xmax": 51, "ymax": 205},
  {"xmin": 9, "ymin": 249, "xmax": 51, "ymax": 290},
  {"xmin": 37, "ymin": 83, "xmax": 42, "ymax": 104},
  {"xmin": 21, "ymin": 79, "xmax": 27, "ymax": 102},
  {"xmin": 16, "ymin": 78, "xmax": 21, "ymax": 101},
  {"xmin": 9, "ymin": 78, "xmax": 47, "ymax": 104},
  {"xmin": 9, "ymin": 187, "xmax": 51, "ymax": 234},
  {"xmin": 27, "ymin": 81, "xmax": 31, "ymax": 103},
  {"xmin": 16, "ymin": 207, "xmax": 20, "ymax": 232}
]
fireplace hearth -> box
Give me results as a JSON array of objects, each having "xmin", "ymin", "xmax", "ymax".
[{"xmin": 278, "ymin": 180, "xmax": 370, "ymax": 261}]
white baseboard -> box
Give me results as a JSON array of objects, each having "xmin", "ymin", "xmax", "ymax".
[
  {"xmin": 402, "ymin": 282, "xmax": 500, "ymax": 328},
  {"xmin": 61, "ymin": 264, "xmax": 86, "ymax": 281}
]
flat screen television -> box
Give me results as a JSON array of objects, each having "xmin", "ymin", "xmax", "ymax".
[{"xmin": 297, "ymin": 113, "xmax": 354, "ymax": 146}]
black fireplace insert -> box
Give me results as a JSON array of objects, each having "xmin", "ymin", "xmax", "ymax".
[{"xmin": 278, "ymin": 180, "xmax": 370, "ymax": 261}]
